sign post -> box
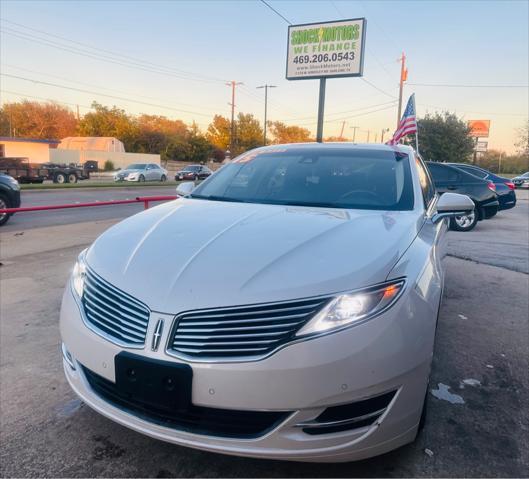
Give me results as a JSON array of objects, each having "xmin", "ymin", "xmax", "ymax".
[{"xmin": 286, "ymin": 18, "xmax": 367, "ymax": 142}]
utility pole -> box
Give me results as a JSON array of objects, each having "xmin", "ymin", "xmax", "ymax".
[
  {"xmin": 374, "ymin": 132, "xmax": 378, "ymax": 143},
  {"xmin": 397, "ymin": 52, "xmax": 407, "ymax": 128},
  {"xmin": 339, "ymin": 121, "xmax": 346, "ymax": 140},
  {"xmin": 227, "ymin": 81, "xmax": 243, "ymax": 156},
  {"xmin": 76, "ymin": 104, "xmax": 80, "ymax": 121},
  {"xmin": 381, "ymin": 128, "xmax": 390, "ymax": 143},
  {"xmin": 349, "ymin": 126, "xmax": 359, "ymax": 142},
  {"xmin": 256, "ymin": 84, "xmax": 276, "ymax": 145}
]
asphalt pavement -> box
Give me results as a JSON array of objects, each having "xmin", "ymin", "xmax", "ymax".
[{"xmin": 0, "ymin": 188, "xmax": 528, "ymax": 477}]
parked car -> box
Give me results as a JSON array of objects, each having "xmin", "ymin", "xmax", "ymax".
[
  {"xmin": 114, "ymin": 163, "xmax": 168, "ymax": 182},
  {"xmin": 61, "ymin": 143, "xmax": 475, "ymax": 462},
  {"xmin": 426, "ymin": 161, "xmax": 499, "ymax": 231},
  {"xmin": 446, "ymin": 163, "xmax": 516, "ymax": 210},
  {"xmin": 0, "ymin": 173, "xmax": 21, "ymax": 226},
  {"xmin": 175, "ymin": 165, "xmax": 212, "ymax": 181},
  {"xmin": 512, "ymin": 172, "xmax": 529, "ymax": 189}
]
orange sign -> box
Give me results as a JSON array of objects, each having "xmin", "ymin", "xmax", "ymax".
[{"xmin": 468, "ymin": 120, "xmax": 491, "ymax": 138}]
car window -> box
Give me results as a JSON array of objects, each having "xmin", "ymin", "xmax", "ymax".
[
  {"xmin": 415, "ymin": 156, "xmax": 436, "ymax": 208},
  {"xmin": 127, "ymin": 163, "xmax": 146, "ymax": 170},
  {"xmin": 190, "ymin": 148, "xmax": 414, "ymax": 211},
  {"xmin": 427, "ymin": 163, "xmax": 460, "ymax": 182},
  {"xmin": 458, "ymin": 165, "xmax": 487, "ymax": 179}
]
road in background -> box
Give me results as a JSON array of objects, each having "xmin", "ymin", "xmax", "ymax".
[{"xmin": 2, "ymin": 185, "xmax": 178, "ymax": 232}]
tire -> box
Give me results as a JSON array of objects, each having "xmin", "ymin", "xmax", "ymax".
[
  {"xmin": 68, "ymin": 173, "xmax": 78, "ymax": 184},
  {"xmin": 54, "ymin": 172, "xmax": 67, "ymax": 184},
  {"xmin": 139, "ymin": 175, "xmax": 145, "ymax": 182},
  {"xmin": 450, "ymin": 210, "xmax": 478, "ymax": 232},
  {"xmin": 0, "ymin": 195, "xmax": 11, "ymax": 226},
  {"xmin": 161, "ymin": 175, "xmax": 167, "ymax": 182}
]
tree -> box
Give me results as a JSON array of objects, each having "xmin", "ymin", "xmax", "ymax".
[
  {"xmin": 206, "ymin": 115, "xmax": 231, "ymax": 151},
  {"xmin": 0, "ymin": 100, "xmax": 77, "ymax": 139},
  {"xmin": 417, "ymin": 112, "xmax": 475, "ymax": 163},
  {"xmin": 515, "ymin": 121, "xmax": 529, "ymax": 157},
  {"xmin": 78, "ymin": 102, "xmax": 139, "ymax": 151},
  {"xmin": 268, "ymin": 121, "xmax": 313, "ymax": 144},
  {"xmin": 235, "ymin": 113, "xmax": 263, "ymax": 154}
]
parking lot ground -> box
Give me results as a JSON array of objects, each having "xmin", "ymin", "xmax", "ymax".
[{"xmin": 0, "ymin": 192, "xmax": 528, "ymax": 477}]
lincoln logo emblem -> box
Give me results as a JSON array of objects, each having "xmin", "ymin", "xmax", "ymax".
[{"xmin": 151, "ymin": 319, "xmax": 164, "ymax": 351}]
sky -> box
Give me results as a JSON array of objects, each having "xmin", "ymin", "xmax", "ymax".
[{"xmin": 0, "ymin": 0, "xmax": 527, "ymax": 152}]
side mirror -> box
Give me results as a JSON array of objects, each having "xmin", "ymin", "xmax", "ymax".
[
  {"xmin": 432, "ymin": 192, "xmax": 474, "ymax": 223},
  {"xmin": 176, "ymin": 181, "xmax": 195, "ymax": 197}
]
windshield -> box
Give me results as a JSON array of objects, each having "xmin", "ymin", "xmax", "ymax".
[
  {"xmin": 182, "ymin": 166, "xmax": 201, "ymax": 172},
  {"xmin": 190, "ymin": 148, "xmax": 414, "ymax": 211},
  {"xmin": 126, "ymin": 164, "xmax": 146, "ymax": 170}
]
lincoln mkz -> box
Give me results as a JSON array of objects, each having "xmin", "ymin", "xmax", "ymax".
[{"xmin": 61, "ymin": 144, "xmax": 473, "ymax": 462}]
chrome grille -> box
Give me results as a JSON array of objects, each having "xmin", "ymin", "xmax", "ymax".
[
  {"xmin": 169, "ymin": 297, "xmax": 331, "ymax": 359},
  {"xmin": 81, "ymin": 268, "xmax": 150, "ymax": 346}
]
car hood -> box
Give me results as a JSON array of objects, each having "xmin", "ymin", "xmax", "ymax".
[{"xmin": 86, "ymin": 199, "xmax": 422, "ymax": 313}]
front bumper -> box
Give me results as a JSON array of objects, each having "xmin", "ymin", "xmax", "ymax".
[{"xmin": 60, "ymin": 283, "xmax": 435, "ymax": 462}]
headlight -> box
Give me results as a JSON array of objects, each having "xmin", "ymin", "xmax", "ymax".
[
  {"xmin": 71, "ymin": 249, "xmax": 87, "ymax": 297},
  {"xmin": 128, "ymin": 173, "xmax": 139, "ymax": 178},
  {"xmin": 296, "ymin": 280, "xmax": 405, "ymax": 336}
]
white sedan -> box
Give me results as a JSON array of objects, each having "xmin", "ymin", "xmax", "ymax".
[
  {"xmin": 61, "ymin": 143, "xmax": 473, "ymax": 462},
  {"xmin": 113, "ymin": 163, "xmax": 168, "ymax": 182}
]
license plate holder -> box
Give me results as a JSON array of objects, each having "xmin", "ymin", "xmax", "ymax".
[{"xmin": 114, "ymin": 352, "xmax": 192, "ymax": 410}]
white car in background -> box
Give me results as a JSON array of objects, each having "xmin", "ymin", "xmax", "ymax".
[
  {"xmin": 61, "ymin": 143, "xmax": 474, "ymax": 462},
  {"xmin": 114, "ymin": 163, "xmax": 168, "ymax": 182}
]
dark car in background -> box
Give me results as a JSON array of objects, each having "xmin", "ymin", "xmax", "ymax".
[
  {"xmin": 427, "ymin": 162, "xmax": 499, "ymax": 232},
  {"xmin": 447, "ymin": 163, "xmax": 516, "ymax": 210},
  {"xmin": 0, "ymin": 173, "xmax": 21, "ymax": 226},
  {"xmin": 512, "ymin": 172, "xmax": 529, "ymax": 189},
  {"xmin": 175, "ymin": 165, "xmax": 212, "ymax": 181}
]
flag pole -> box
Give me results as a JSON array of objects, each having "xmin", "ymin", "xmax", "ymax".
[{"xmin": 412, "ymin": 94, "xmax": 419, "ymax": 154}]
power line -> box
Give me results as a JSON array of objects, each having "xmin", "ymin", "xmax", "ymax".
[
  {"xmin": 0, "ymin": 19, "xmax": 226, "ymax": 84},
  {"xmin": 0, "ymin": 73, "xmax": 216, "ymax": 118},
  {"xmin": 281, "ymin": 100, "xmax": 397, "ymax": 121},
  {"xmin": 0, "ymin": 26, "xmax": 226, "ymax": 85},
  {"xmin": 408, "ymin": 82, "xmax": 528, "ymax": 88},
  {"xmin": 0, "ymin": 89, "xmax": 92, "ymax": 109},
  {"xmin": 1, "ymin": 63, "xmax": 228, "ymax": 113},
  {"xmin": 259, "ymin": 0, "xmax": 292, "ymax": 24},
  {"xmin": 361, "ymin": 78, "xmax": 398, "ymax": 99}
]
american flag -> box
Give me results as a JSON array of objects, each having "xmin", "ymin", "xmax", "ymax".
[{"xmin": 386, "ymin": 94, "xmax": 417, "ymax": 145}]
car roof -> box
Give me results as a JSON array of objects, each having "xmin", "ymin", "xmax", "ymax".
[{"xmin": 252, "ymin": 142, "xmax": 415, "ymax": 154}]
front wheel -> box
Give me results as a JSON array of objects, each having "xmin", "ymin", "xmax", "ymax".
[
  {"xmin": 68, "ymin": 173, "xmax": 78, "ymax": 184},
  {"xmin": 450, "ymin": 210, "xmax": 478, "ymax": 232},
  {"xmin": 160, "ymin": 175, "xmax": 167, "ymax": 182},
  {"xmin": 138, "ymin": 175, "xmax": 145, "ymax": 182}
]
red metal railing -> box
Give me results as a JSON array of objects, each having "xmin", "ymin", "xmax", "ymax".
[{"xmin": 0, "ymin": 195, "xmax": 179, "ymax": 214}]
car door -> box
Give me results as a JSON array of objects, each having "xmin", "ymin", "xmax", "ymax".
[
  {"xmin": 427, "ymin": 163, "xmax": 464, "ymax": 194},
  {"xmin": 146, "ymin": 164, "xmax": 157, "ymax": 180}
]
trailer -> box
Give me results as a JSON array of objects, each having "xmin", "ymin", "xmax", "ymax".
[{"xmin": 0, "ymin": 157, "xmax": 95, "ymax": 184}]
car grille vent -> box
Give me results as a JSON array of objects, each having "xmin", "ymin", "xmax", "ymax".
[
  {"xmin": 169, "ymin": 297, "xmax": 331, "ymax": 359},
  {"xmin": 81, "ymin": 268, "xmax": 150, "ymax": 346}
]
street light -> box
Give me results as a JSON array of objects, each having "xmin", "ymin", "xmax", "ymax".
[{"xmin": 256, "ymin": 84, "xmax": 277, "ymax": 145}]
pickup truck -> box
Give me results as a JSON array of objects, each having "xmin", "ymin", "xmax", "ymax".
[{"xmin": 0, "ymin": 157, "xmax": 96, "ymax": 184}]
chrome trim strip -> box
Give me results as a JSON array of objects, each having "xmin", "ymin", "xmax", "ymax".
[
  {"xmin": 83, "ymin": 295, "xmax": 147, "ymax": 335},
  {"xmin": 294, "ymin": 408, "xmax": 386, "ymax": 429},
  {"xmin": 177, "ymin": 312, "xmax": 311, "ymax": 326},
  {"xmin": 61, "ymin": 342, "xmax": 76, "ymax": 371}
]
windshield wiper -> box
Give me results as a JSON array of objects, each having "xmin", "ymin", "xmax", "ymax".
[{"xmin": 189, "ymin": 194, "xmax": 248, "ymax": 203}]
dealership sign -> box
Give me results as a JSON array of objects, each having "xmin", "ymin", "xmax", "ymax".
[
  {"xmin": 475, "ymin": 141, "xmax": 488, "ymax": 152},
  {"xmin": 468, "ymin": 120, "xmax": 491, "ymax": 138},
  {"xmin": 286, "ymin": 18, "xmax": 366, "ymax": 80}
]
